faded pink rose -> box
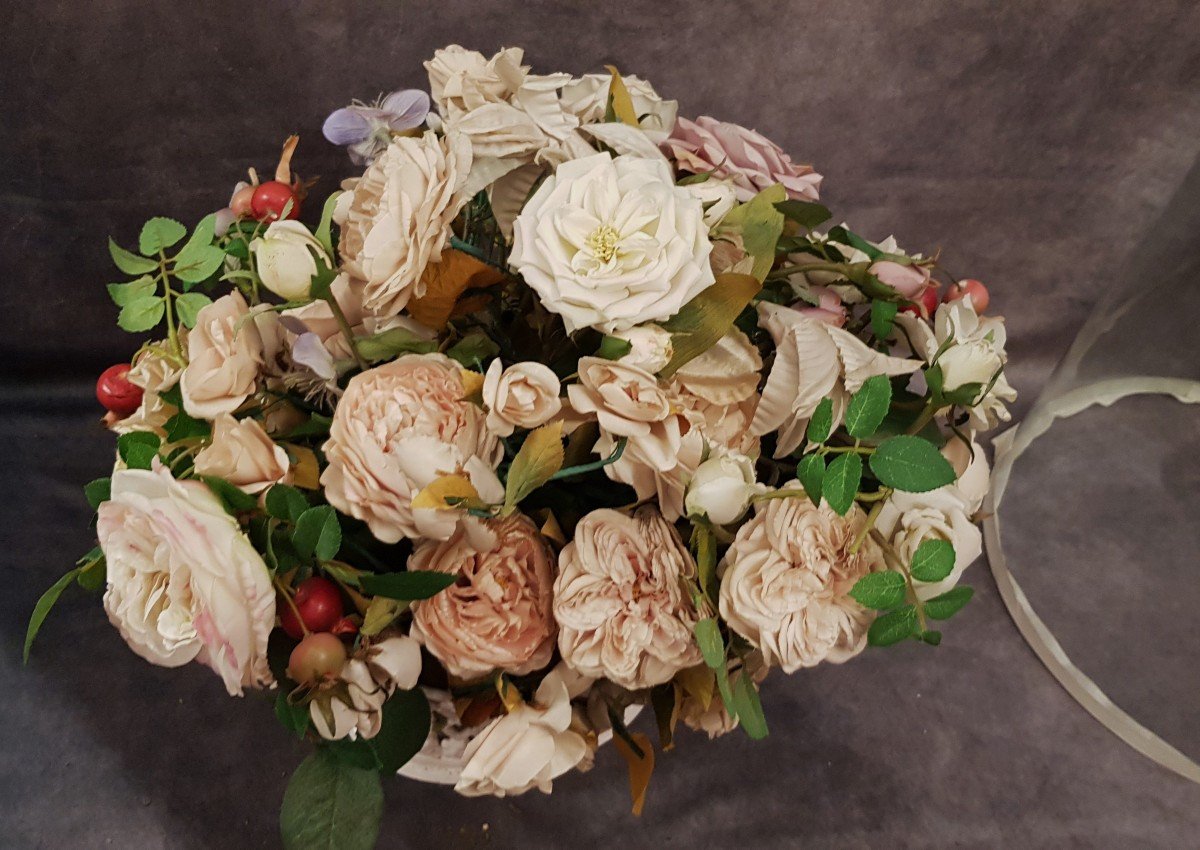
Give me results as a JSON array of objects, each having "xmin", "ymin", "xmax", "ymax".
[
  {"xmin": 410, "ymin": 515, "xmax": 557, "ymax": 680},
  {"xmin": 663, "ymin": 115, "xmax": 822, "ymax": 202},
  {"xmin": 869, "ymin": 260, "xmax": 930, "ymax": 299},
  {"xmin": 794, "ymin": 285, "xmax": 848, "ymax": 328}
]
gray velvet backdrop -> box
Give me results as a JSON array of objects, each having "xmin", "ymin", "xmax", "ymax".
[{"xmin": 3, "ymin": 1, "xmax": 1199, "ymax": 848}]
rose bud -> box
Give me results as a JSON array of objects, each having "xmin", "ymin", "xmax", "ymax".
[
  {"xmin": 249, "ymin": 220, "xmax": 331, "ymax": 301},
  {"xmin": 684, "ymin": 451, "xmax": 760, "ymax": 525},
  {"xmin": 96, "ymin": 364, "xmax": 143, "ymax": 417},
  {"xmin": 611, "ymin": 324, "xmax": 675, "ymax": 373},
  {"xmin": 944, "ymin": 278, "xmax": 990, "ymax": 313},
  {"xmin": 869, "ymin": 260, "xmax": 930, "ymax": 299}
]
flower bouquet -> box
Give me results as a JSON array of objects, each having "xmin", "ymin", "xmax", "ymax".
[{"xmin": 28, "ymin": 45, "xmax": 1015, "ymax": 849}]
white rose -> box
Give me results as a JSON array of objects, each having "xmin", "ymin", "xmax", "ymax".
[
  {"xmin": 310, "ymin": 635, "xmax": 422, "ymax": 741},
  {"xmin": 249, "ymin": 220, "xmax": 331, "ymax": 301},
  {"xmin": 481, "ymin": 360, "xmax": 562, "ymax": 437},
  {"xmin": 685, "ymin": 452, "xmax": 759, "ymax": 525},
  {"xmin": 611, "ymin": 324, "xmax": 674, "ymax": 374},
  {"xmin": 560, "ymin": 73, "xmax": 678, "ymax": 142},
  {"xmin": 510, "ymin": 152, "xmax": 715, "ymax": 334},
  {"xmin": 180, "ymin": 292, "xmax": 272, "ymax": 420},
  {"xmin": 193, "ymin": 415, "xmax": 290, "ymax": 494},
  {"xmin": 97, "ymin": 465, "xmax": 274, "ymax": 695}
]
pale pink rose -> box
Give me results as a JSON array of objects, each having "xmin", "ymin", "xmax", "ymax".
[
  {"xmin": 554, "ymin": 507, "xmax": 703, "ymax": 689},
  {"xmin": 481, "ymin": 360, "xmax": 562, "ymax": 437},
  {"xmin": 108, "ymin": 341, "xmax": 183, "ymax": 437},
  {"xmin": 794, "ymin": 286, "xmax": 848, "ymax": 328},
  {"xmin": 663, "ymin": 115, "xmax": 822, "ymax": 202},
  {"xmin": 869, "ymin": 260, "xmax": 931, "ymax": 299},
  {"xmin": 180, "ymin": 292, "xmax": 272, "ymax": 420},
  {"xmin": 320, "ymin": 354, "xmax": 503, "ymax": 543},
  {"xmin": 193, "ymin": 415, "xmax": 290, "ymax": 494},
  {"xmin": 410, "ymin": 515, "xmax": 557, "ymax": 680},
  {"xmin": 97, "ymin": 465, "xmax": 274, "ymax": 695},
  {"xmin": 670, "ymin": 329, "xmax": 762, "ymax": 457},
  {"xmin": 309, "ymin": 634, "xmax": 422, "ymax": 741},
  {"xmin": 718, "ymin": 485, "xmax": 883, "ymax": 673}
]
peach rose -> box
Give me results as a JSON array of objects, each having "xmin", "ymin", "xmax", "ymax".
[
  {"xmin": 554, "ymin": 507, "xmax": 702, "ymax": 689},
  {"xmin": 180, "ymin": 292, "xmax": 273, "ymax": 420},
  {"xmin": 193, "ymin": 415, "xmax": 290, "ymax": 494},
  {"xmin": 320, "ymin": 354, "xmax": 503, "ymax": 543},
  {"xmin": 410, "ymin": 515, "xmax": 557, "ymax": 679},
  {"xmin": 481, "ymin": 360, "xmax": 562, "ymax": 437}
]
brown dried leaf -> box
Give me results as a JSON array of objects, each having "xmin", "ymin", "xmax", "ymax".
[{"xmin": 408, "ymin": 249, "xmax": 505, "ymax": 329}]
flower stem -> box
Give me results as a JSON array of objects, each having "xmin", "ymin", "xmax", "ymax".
[
  {"xmin": 158, "ymin": 250, "xmax": 181, "ymax": 358},
  {"xmin": 272, "ymin": 575, "xmax": 308, "ymax": 637},
  {"xmin": 324, "ymin": 292, "xmax": 368, "ymax": 372}
]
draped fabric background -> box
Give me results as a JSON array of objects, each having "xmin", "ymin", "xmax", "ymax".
[{"xmin": 3, "ymin": 1, "xmax": 1199, "ymax": 847}]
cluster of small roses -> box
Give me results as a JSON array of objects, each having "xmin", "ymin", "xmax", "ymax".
[{"xmin": 32, "ymin": 44, "xmax": 1015, "ymax": 845}]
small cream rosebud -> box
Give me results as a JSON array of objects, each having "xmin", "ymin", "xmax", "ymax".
[
  {"xmin": 249, "ymin": 220, "xmax": 331, "ymax": 301},
  {"xmin": 612, "ymin": 324, "xmax": 674, "ymax": 374},
  {"xmin": 685, "ymin": 451, "xmax": 758, "ymax": 525}
]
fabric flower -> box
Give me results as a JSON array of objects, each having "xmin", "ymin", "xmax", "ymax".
[
  {"xmin": 553, "ymin": 507, "xmax": 702, "ymax": 689},
  {"xmin": 410, "ymin": 515, "xmax": 557, "ymax": 680},
  {"xmin": 481, "ymin": 360, "xmax": 562, "ymax": 437},
  {"xmin": 193, "ymin": 415, "xmax": 290, "ymax": 494},
  {"xmin": 336, "ymin": 130, "xmax": 473, "ymax": 318},
  {"xmin": 180, "ymin": 292, "xmax": 274, "ymax": 420},
  {"xmin": 560, "ymin": 73, "xmax": 678, "ymax": 141},
  {"xmin": 323, "ymin": 89, "xmax": 431, "ymax": 166},
  {"xmin": 249, "ymin": 220, "xmax": 331, "ymax": 301},
  {"xmin": 684, "ymin": 451, "xmax": 759, "ymax": 525},
  {"xmin": 108, "ymin": 341, "xmax": 183, "ymax": 436},
  {"xmin": 610, "ymin": 324, "xmax": 674, "ymax": 374},
  {"xmin": 510, "ymin": 152, "xmax": 715, "ymax": 334},
  {"xmin": 97, "ymin": 465, "xmax": 275, "ymax": 696},
  {"xmin": 663, "ymin": 115, "xmax": 822, "ymax": 202},
  {"xmin": 718, "ymin": 485, "xmax": 882, "ymax": 672},
  {"xmin": 320, "ymin": 354, "xmax": 503, "ymax": 543},
  {"xmin": 310, "ymin": 635, "xmax": 423, "ymax": 740}
]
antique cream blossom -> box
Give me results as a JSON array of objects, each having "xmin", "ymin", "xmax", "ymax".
[
  {"xmin": 108, "ymin": 341, "xmax": 183, "ymax": 436},
  {"xmin": 249, "ymin": 220, "xmax": 331, "ymax": 301},
  {"xmin": 554, "ymin": 507, "xmax": 702, "ymax": 689},
  {"xmin": 193, "ymin": 415, "xmax": 290, "ymax": 494},
  {"xmin": 410, "ymin": 515, "xmax": 557, "ymax": 679},
  {"xmin": 97, "ymin": 465, "xmax": 275, "ymax": 695},
  {"xmin": 752, "ymin": 302, "xmax": 923, "ymax": 456},
  {"xmin": 310, "ymin": 635, "xmax": 422, "ymax": 741},
  {"xmin": 320, "ymin": 354, "xmax": 503, "ymax": 543},
  {"xmin": 180, "ymin": 292, "xmax": 275, "ymax": 420},
  {"xmin": 455, "ymin": 665, "xmax": 590, "ymax": 797},
  {"xmin": 611, "ymin": 324, "xmax": 674, "ymax": 374},
  {"xmin": 336, "ymin": 130, "xmax": 473, "ymax": 317},
  {"xmin": 684, "ymin": 451, "xmax": 760, "ymax": 525},
  {"xmin": 560, "ymin": 72, "xmax": 678, "ymax": 141},
  {"xmin": 510, "ymin": 152, "xmax": 715, "ymax": 334},
  {"xmin": 719, "ymin": 486, "xmax": 883, "ymax": 672},
  {"xmin": 481, "ymin": 360, "xmax": 562, "ymax": 437}
]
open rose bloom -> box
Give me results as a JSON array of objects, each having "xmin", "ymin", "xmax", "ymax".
[{"xmin": 37, "ymin": 44, "xmax": 1014, "ymax": 841}]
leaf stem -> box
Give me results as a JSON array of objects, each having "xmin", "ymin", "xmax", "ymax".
[
  {"xmin": 157, "ymin": 250, "xmax": 181, "ymax": 358},
  {"xmin": 324, "ymin": 293, "xmax": 368, "ymax": 372},
  {"xmin": 549, "ymin": 437, "xmax": 626, "ymax": 480}
]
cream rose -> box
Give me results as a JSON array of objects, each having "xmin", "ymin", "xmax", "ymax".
[
  {"xmin": 193, "ymin": 414, "xmax": 290, "ymax": 494},
  {"xmin": 337, "ymin": 130, "xmax": 472, "ymax": 318},
  {"xmin": 410, "ymin": 515, "xmax": 557, "ymax": 679},
  {"xmin": 560, "ymin": 73, "xmax": 678, "ymax": 141},
  {"xmin": 309, "ymin": 635, "xmax": 422, "ymax": 741},
  {"xmin": 180, "ymin": 292, "xmax": 272, "ymax": 420},
  {"xmin": 481, "ymin": 360, "xmax": 562, "ymax": 437},
  {"xmin": 97, "ymin": 465, "xmax": 274, "ymax": 695},
  {"xmin": 684, "ymin": 451, "xmax": 759, "ymax": 525},
  {"xmin": 554, "ymin": 507, "xmax": 703, "ymax": 689},
  {"xmin": 108, "ymin": 341, "xmax": 183, "ymax": 436},
  {"xmin": 249, "ymin": 220, "xmax": 331, "ymax": 301},
  {"xmin": 510, "ymin": 152, "xmax": 715, "ymax": 334},
  {"xmin": 719, "ymin": 486, "xmax": 883, "ymax": 672},
  {"xmin": 611, "ymin": 324, "xmax": 674, "ymax": 374},
  {"xmin": 320, "ymin": 354, "xmax": 503, "ymax": 543}
]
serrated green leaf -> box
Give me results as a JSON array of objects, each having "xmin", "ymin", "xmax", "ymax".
[
  {"xmin": 279, "ymin": 750, "xmax": 382, "ymax": 850},
  {"xmin": 174, "ymin": 292, "xmax": 213, "ymax": 328},
  {"xmin": 109, "ymin": 238, "xmax": 158, "ymax": 274},
  {"xmin": 117, "ymin": 295, "xmax": 165, "ymax": 333},
  {"xmin": 693, "ymin": 617, "xmax": 725, "ymax": 669},
  {"xmin": 174, "ymin": 213, "xmax": 216, "ymax": 261},
  {"xmin": 354, "ymin": 327, "xmax": 439, "ymax": 363},
  {"xmin": 596, "ymin": 335, "xmax": 633, "ymax": 360},
  {"xmin": 294, "ymin": 506, "xmax": 341, "ymax": 561},
  {"xmin": 924, "ymin": 586, "xmax": 974, "ymax": 620},
  {"xmin": 910, "ymin": 538, "xmax": 956, "ymax": 583},
  {"xmin": 845, "ymin": 374, "xmax": 892, "ymax": 439},
  {"xmin": 658, "ymin": 273, "xmax": 761, "ymax": 378},
  {"xmin": 869, "ymin": 435, "xmax": 957, "ymax": 493},
  {"xmin": 796, "ymin": 453, "xmax": 826, "ymax": 506},
  {"xmin": 84, "ymin": 477, "xmax": 111, "ymax": 510},
  {"xmin": 920, "ymin": 630, "xmax": 943, "ymax": 646},
  {"xmin": 849, "ymin": 571, "xmax": 908, "ymax": 610},
  {"xmin": 173, "ymin": 245, "xmax": 225, "ymax": 285},
  {"xmin": 358, "ymin": 570, "xmax": 457, "ymax": 601},
  {"xmin": 265, "ymin": 484, "xmax": 309, "ymax": 523},
  {"xmin": 23, "ymin": 568, "xmax": 80, "ymax": 662},
  {"xmin": 773, "ymin": 199, "xmax": 832, "ymax": 230},
  {"xmin": 823, "ymin": 452, "xmax": 862, "ymax": 516},
  {"xmin": 806, "ymin": 397, "xmax": 835, "ymax": 444},
  {"xmin": 868, "ymin": 605, "xmax": 918, "ymax": 647},
  {"xmin": 445, "ymin": 330, "xmax": 499, "ymax": 368},
  {"xmin": 201, "ymin": 475, "xmax": 258, "ymax": 513},
  {"xmin": 138, "ymin": 217, "xmax": 187, "ymax": 255},
  {"xmin": 871, "ymin": 299, "xmax": 898, "ymax": 339},
  {"xmin": 730, "ymin": 668, "xmax": 768, "ymax": 740},
  {"xmin": 117, "ymin": 431, "xmax": 160, "ymax": 469},
  {"xmin": 369, "ymin": 689, "xmax": 431, "ymax": 773},
  {"xmin": 107, "ymin": 276, "xmax": 156, "ymax": 306}
]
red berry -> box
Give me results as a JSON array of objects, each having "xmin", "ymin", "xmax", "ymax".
[
  {"xmin": 96, "ymin": 364, "xmax": 143, "ymax": 417},
  {"xmin": 900, "ymin": 284, "xmax": 940, "ymax": 319},
  {"xmin": 250, "ymin": 180, "xmax": 299, "ymax": 221},
  {"xmin": 229, "ymin": 185, "xmax": 256, "ymax": 217},
  {"xmin": 944, "ymin": 279, "xmax": 990, "ymax": 313},
  {"xmin": 280, "ymin": 576, "xmax": 344, "ymax": 639},
  {"xmin": 286, "ymin": 632, "xmax": 347, "ymax": 684}
]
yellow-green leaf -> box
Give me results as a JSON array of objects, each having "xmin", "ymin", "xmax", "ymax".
[
  {"xmin": 411, "ymin": 474, "xmax": 480, "ymax": 510},
  {"xmin": 604, "ymin": 66, "xmax": 640, "ymax": 127},
  {"xmin": 504, "ymin": 421, "xmax": 565, "ymax": 508},
  {"xmin": 717, "ymin": 184, "xmax": 787, "ymax": 282},
  {"xmin": 612, "ymin": 731, "xmax": 655, "ymax": 816},
  {"xmin": 658, "ymin": 273, "xmax": 761, "ymax": 377}
]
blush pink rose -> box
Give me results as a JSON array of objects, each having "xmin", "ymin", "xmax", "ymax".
[
  {"xmin": 869, "ymin": 260, "xmax": 931, "ymax": 299},
  {"xmin": 663, "ymin": 115, "xmax": 822, "ymax": 202}
]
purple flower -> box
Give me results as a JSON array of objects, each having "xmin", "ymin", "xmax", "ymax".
[{"xmin": 322, "ymin": 89, "xmax": 431, "ymax": 165}]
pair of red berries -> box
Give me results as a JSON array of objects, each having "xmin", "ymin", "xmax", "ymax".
[
  {"xmin": 230, "ymin": 180, "xmax": 302, "ymax": 222},
  {"xmin": 900, "ymin": 278, "xmax": 990, "ymax": 319},
  {"xmin": 283, "ymin": 577, "xmax": 358, "ymax": 685}
]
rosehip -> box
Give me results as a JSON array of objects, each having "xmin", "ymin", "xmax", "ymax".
[
  {"xmin": 900, "ymin": 284, "xmax": 940, "ymax": 319},
  {"xmin": 944, "ymin": 278, "xmax": 990, "ymax": 313},
  {"xmin": 280, "ymin": 576, "xmax": 344, "ymax": 639},
  {"xmin": 229, "ymin": 184, "xmax": 256, "ymax": 217},
  {"xmin": 286, "ymin": 632, "xmax": 347, "ymax": 684},
  {"xmin": 250, "ymin": 180, "xmax": 300, "ymax": 221},
  {"xmin": 96, "ymin": 364, "xmax": 143, "ymax": 417}
]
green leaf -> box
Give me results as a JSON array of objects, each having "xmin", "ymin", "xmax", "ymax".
[
  {"xmin": 309, "ymin": 262, "xmax": 338, "ymax": 302},
  {"xmin": 358, "ymin": 570, "xmax": 457, "ymax": 601},
  {"xmin": 806, "ymin": 397, "xmax": 835, "ymax": 444},
  {"xmin": 201, "ymin": 475, "xmax": 258, "ymax": 513},
  {"xmin": 822, "ymin": 452, "xmax": 862, "ymax": 516},
  {"xmin": 355, "ymin": 327, "xmax": 439, "ymax": 363},
  {"xmin": 845, "ymin": 375, "xmax": 892, "ymax": 439},
  {"xmin": 265, "ymin": 484, "xmax": 309, "ymax": 523},
  {"xmin": 849, "ymin": 571, "xmax": 908, "ymax": 610},
  {"xmin": 693, "ymin": 520, "xmax": 717, "ymax": 602},
  {"xmin": 720, "ymin": 184, "xmax": 787, "ymax": 282},
  {"xmin": 274, "ymin": 692, "xmax": 310, "ymax": 739},
  {"xmin": 920, "ymin": 630, "xmax": 943, "ymax": 646},
  {"xmin": 117, "ymin": 431, "xmax": 160, "ymax": 469},
  {"xmin": 138, "ymin": 217, "xmax": 187, "ymax": 255},
  {"xmin": 596, "ymin": 335, "xmax": 633, "ymax": 360},
  {"xmin": 796, "ymin": 453, "xmax": 826, "ymax": 507},
  {"xmin": 173, "ymin": 245, "xmax": 225, "ymax": 285},
  {"xmin": 369, "ymin": 689, "xmax": 431, "ymax": 773},
  {"xmin": 730, "ymin": 668, "xmax": 768, "ymax": 740},
  {"xmin": 868, "ymin": 605, "xmax": 918, "ymax": 647},
  {"xmin": 869, "ymin": 435, "xmax": 957, "ymax": 493},
  {"xmin": 76, "ymin": 549, "xmax": 107, "ymax": 592},
  {"xmin": 658, "ymin": 273, "xmax": 762, "ymax": 378},
  {"xmin": 117, "ymin": 295, "xmax": 165, "ymax": 333},
  {"xmin": 326, "ymin": 737, "xmax": 383, "ymax": 771},
  {"xmin": 174, "ymin": 292, "xmax": 213, "ymax": 328},
  {"xmin": 109, "ymin": 238, "xmax": 158, "ymax": 274},
  {"xmin": 910, "ymin": 538, "xmax": 956, "ymax": 583},
  {"xmin": 279, "ymin": 750, "xmax": 383, "ymax": 850},
  {"xmin": 925, "ymin": 364, "xmax": 945, "ymax": 397},
  {"xmin": 84, "ymin": 477, "xmax": 111, "ymax": 510},
  {"xmin": 314, "ymin": 191, "xmax": 342, "ymax": 256},
  {"xmin": 870, "ymin": 299, "xmax": 898, "ymax": 339},
  {"xmin": 924, "ymin": 586, "xmax": 974, "ymax": 620},
  {"xmin": 444, "ymin": 330, "xmax": 499, "ymax": 368},
  {"xmin": 163, "ymin": 407, "xmax": 210, "ymax": 442},
  {"xmin": 504, "ymin": 421, "xmax": 564, "ymax": 508},
  {"xmin": 773, "ymin": 199, "xmax": 832, "ymax": 230},
  {"xmin": 24, "ymin": 569, "xmax": 80, "ymax": 662},
  {"xmin": 942, "ymin": 382, "xmax": 984, "ymax": 407},
  {"xmin": 294, "ymin": 506, "xmax": 342, "ymax": 561},
  {"xmin": 693, "ymin": 617, "xmax": 725, "ymax": 669},
  {"xmin": 278, "ymin": 413, "xmax": 333, "ymax": 441},
  {"xmin": 827, "ymin": 225, "xmax": 882, "ymax": 261},
  {"xmin": 107, "ymin": 276, "xmax": 156, "ymax": 306}
]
